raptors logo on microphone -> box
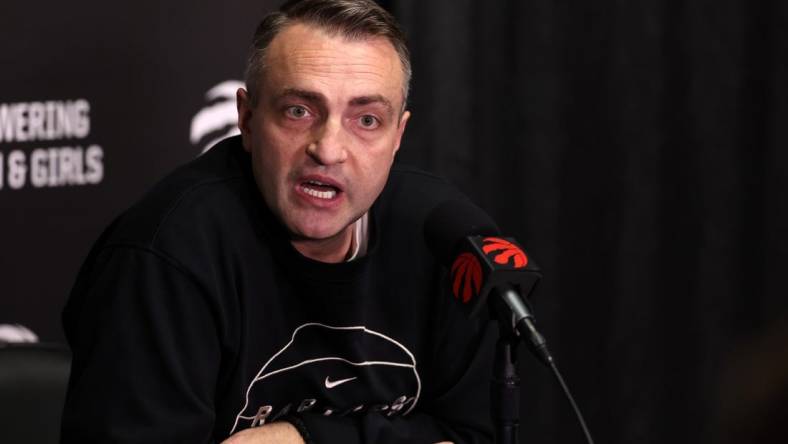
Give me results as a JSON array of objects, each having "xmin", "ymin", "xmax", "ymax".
[
  {"xmin": 450, "ymin": 237, "xmax": 529, "ymax": 303},
  {"xmin": 482, "ymin": 237, "xmax": 528, "ymax": 268},
  {"xmin": 451, "ymin": 253, "xmax": 482, "ymax": 303}
]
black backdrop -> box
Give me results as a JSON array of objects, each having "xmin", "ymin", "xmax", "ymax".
[
  {"xmin": 2, "ymin": 1, "xmax": 787, "ymax": 443},
  {"xmin": 0, "ymin": 0, "xmax": 274, "ymax": 343},
  {"xmin": 385, "ymin": 1, "xmax": 788, "ymax": 443}
]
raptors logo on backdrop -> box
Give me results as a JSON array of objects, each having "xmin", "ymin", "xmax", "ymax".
[
  {"xmin": 190, "ymin": 80, "xmax": 244, "ymax": 154},
  {"xmin": 230, "ymin": 323, "xmax": 421, "ymax": 435},
  {"xmin": 0, "ymin": 324, "xmax": 39, "ymax": 343}
]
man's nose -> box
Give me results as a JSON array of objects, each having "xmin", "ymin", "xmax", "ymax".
[{"xmin": 307, "ymin": 118, "xmax": 348, "ymax": 165}]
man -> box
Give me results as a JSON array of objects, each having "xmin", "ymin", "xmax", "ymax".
[{"xmin": 61, "ymin": 1, "xmax": 495, "ymax": 443}]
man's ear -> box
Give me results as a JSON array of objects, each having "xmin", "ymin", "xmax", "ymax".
[
  {"xmin": 392, "ymin": 110, "xmax": 411, "ymax": 158},
  {"xmin": 236, "ymin": 88, "xmax": 253, "ymax": 152}
]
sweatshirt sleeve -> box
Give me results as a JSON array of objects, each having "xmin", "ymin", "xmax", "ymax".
[
  {"xmin": 61, "ymin": 245, "xmax": 223, "ymax": 443},
  {"xmin": 294, "ymin": 298, "xmax": 497, "ymax": 444}
]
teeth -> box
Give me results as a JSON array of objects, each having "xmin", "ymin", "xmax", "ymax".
[{"xmin": 301, "ymin": 185, "xmax": 337, "ymax": 200}]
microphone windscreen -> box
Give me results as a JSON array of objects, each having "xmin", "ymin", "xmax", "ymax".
[{"xmin": 424, "ymin": 199, "xmax": 500, "ymax": 265}]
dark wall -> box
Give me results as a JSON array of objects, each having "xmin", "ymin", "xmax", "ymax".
[
  {"xmin": 385, "ymin": 0, "xmax": 788, "ymax": 443},
  {"xmin": 0, "ymin": 0, "xmax": 279, "ymax": 341},
  {"xmin": 2, "ymin": 1, "xmax": 787, "ymax": 443}
]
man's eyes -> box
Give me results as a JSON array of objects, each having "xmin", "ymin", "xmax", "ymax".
[
  {"xmin": 358, "ymin": 114, "xmax": 381, "ymax": 130},
  {"xmin": 283, "ymin": 106, "xmax": 381, "ymax": 130},
  {"xmin": 284, "ymin": 105, "xmax": 312, "ymax": 119}
]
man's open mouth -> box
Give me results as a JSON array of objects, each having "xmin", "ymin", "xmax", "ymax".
[{"xmin": 299, "ymin": 179, "xmax": 342, "ymax": 200}]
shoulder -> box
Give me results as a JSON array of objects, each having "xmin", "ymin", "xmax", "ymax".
[
  {"xmin": 388, "ymin": 163, "xmax": 454, "ymax": 190},
  {"xmin": 101, "ymin": 136, "xmax": 259, "ymax": 252},
  {"xmin": 385, "ymin": 164, "xmax": 463, "ymax": 205},
  {"xmin": 372, "ymin": 164, "xmax": 467, "ymax": 249},
  {"xmin": 378, "ymin": 163, "xmax": 465, "ymax": 222}
]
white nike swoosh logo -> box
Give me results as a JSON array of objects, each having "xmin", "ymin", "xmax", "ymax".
[{"xmin": 325, "ymin": 376, "xmax": 357, "ymax": 389}]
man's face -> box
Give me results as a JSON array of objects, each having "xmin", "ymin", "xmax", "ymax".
[{"xmin": 238, "ymin": 23, "xmax": 410, "ymax": 248}]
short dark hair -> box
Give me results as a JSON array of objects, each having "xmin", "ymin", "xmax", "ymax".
[{"xmin": 244, "ymin": 0, "xmax": 411, "ymax": 109}]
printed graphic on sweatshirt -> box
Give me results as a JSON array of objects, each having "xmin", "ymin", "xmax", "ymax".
[{"xmin": 230, "ymin": 323, "xmax": 421, "ymax": 434}]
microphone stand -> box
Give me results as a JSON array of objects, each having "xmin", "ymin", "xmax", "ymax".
[
  {"xmin": 488, "ymin": 287, "xmax": 595, "ymax": 444},
  {"xmin": 490, "ymin": 297, "xmax": 523, "ymax": 444}
]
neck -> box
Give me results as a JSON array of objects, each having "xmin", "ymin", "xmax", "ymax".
[{"xmin": 291, "ymin": 226, "xmax": 354, "ymax": 263}]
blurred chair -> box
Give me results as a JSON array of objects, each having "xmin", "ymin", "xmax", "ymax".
[{"xmin": 0, "ymin": 343, "xmax": 71, "ymax": 444}]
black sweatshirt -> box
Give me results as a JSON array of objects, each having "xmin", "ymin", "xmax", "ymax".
[{"xmin": 61, "ymin": 136, "xmax": 495, "ymax": 443}]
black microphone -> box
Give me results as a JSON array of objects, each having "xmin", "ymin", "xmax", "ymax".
[
  {"xmin": 424, "ymin": 199, "xmax": 551, "ymax": 364},
  {"xmin": 425, "ymin": 200, "xmax": 595, "ymax": 444}
]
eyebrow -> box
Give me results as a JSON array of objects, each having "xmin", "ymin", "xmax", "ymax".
[
  {"xmin": 276, "ymin": 88, "xmax": 325, "ymax": 104},
  {"xmin": 349, "ymin": 94, "xmax": 394, "ymax": 116}
]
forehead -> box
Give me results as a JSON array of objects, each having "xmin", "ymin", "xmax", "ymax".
[{"xmin": 263, "ymin": 22, "xmax": 404, "ymax": 105}]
